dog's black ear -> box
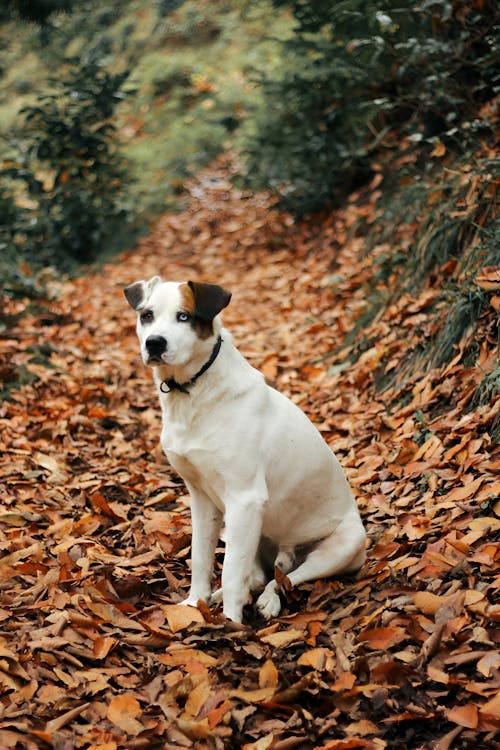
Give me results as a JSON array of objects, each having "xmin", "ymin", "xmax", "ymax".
[
  {"xmin": 124, "ymin": 281, "xmax": 146, "ymax": 310},
  {"xmin": 188, "ymin": 281, "xmax": 231, "ymax": 321},
  {"xmin": 124, "ymin": 276, "xmax": 161, "ymax": 310}
]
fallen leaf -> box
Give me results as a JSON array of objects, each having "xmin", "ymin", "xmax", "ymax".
[
  {"xmin": 297, "ymin": 647, "xmax": 335, "ymax": 671},
  {"xmin": 480, "ymin": 692, "xmax": 500, "ymax": 720},
  {"xmin": 413, "ymin": 591, "xmax": 455, "ymax": 615},
  {"xmin": 93, "ymin": 636, "xmax": 116, "ymax": 659},
  {"xmin": 446, "ymin": 703, "xmax": 478, "ymax": 729},
  {"xmin": 259, "ymin": 629, "xmax": 304, "ymax": 648},
  {"xmin": 476, "ymin": 265, "xmax": 500, "ymax": 291},
  {"xmin": 357, "ymin": 626, "xmax": 407, "ymax": 650},
  {"xmin": 259, "ymin": 658, "xmax": 279, "ymax": 689},
  {"xmin": 230, "ymin": 686, "xmax": 277, "ymax": 704},
  {"xmin": 163, "ymin": 604, "xmax": 206, "ymax": 632},
  {"xmin": 107, "ymin": 694, "xmax": 142, "ymax": 735}
]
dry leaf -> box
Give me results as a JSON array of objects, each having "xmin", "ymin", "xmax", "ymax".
[
  {"xmin": 476, "ymin": 266, "xmax": 500, "ymax": 291},
  {"xmin": 258, "ymin": 659, "xmax": 279, "ymax": 689},
  {"xmin": 413, "ymin": 591, "xmax": 454, "ymax": 615},
  {"xmin": 357, "ymin": 626, "xmax": 407, "ymax": 650},
  {"xmin": 446, "ymin": 703, "xmax": 478, "ymax": 728},
  {"xmin": 163, "ymin": 604, "xmax": 206, "ymax": 632},
  {"xmin": 93, "ymin": 636, "xmax": 116, "ymax": 659},
  {"xmin": 107, "ymin": 694, "xmax": 142, "ymax": 735},
  {"xmin": 259, "ymin": 629, "xmax": 304, "ymax": 648},
  {"xmin": 480, "ymin": 692, "xmax": 500, "ymax": 720},
  {"xmin": 297, "ymin": 647, "xmax": 335, "ymax": 671}
]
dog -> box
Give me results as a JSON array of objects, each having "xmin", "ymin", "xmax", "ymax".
[{"xmin": 124, "ymin": 277, "xmax": 366, "ymax": 622}]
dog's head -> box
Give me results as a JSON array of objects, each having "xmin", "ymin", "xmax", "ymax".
[{"xmin": 124, "ymin": 277, "xmax": 231, "ymax": 368}]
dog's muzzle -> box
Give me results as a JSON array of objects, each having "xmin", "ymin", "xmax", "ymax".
[{"xmin": 145, "ymin": 335, "xmax": 167, "ymax": 363}]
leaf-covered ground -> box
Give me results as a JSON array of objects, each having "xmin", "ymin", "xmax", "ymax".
[{"xmin": 1, "ymin": 157, "xmax": 499, "ymax": 750}]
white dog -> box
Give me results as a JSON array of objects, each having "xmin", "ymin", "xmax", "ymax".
[{"xmin": 125, "ymin": 277, "xmax": 366, "ymax": 622}]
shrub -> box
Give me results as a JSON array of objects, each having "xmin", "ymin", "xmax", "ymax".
[
  {"xmin": 1, "ymin": 56, "xmax": 134, "ymax": 273},
  {"xmin": 240, "ymin": 0, "xmax": 498, "ymax": 214},
  {"xmin": 0, "ymin": 0, "xmax": 75, "ymax": 23}
]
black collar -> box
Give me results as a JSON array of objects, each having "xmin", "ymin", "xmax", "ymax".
[{"xmin": 160, "ymin": 336, "xmax": 222, "ymax": 395}]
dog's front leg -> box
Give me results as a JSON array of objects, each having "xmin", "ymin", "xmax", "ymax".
[
  {"xmin": 182, "ymin": 486, "xmax": 222, "ymax": 608},
  {"xmin": 221, "ymin": 494, "xmax": 265, "ymax": 622}
]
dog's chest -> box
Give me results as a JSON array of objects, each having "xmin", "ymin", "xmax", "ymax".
[{"xmin": 160, "ymin": 399, "xmax": 227, "ymax": 503}]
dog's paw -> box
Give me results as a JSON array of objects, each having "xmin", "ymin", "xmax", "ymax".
[
  {"xmin": 256, "ymin": 586, "xmax": 282, "ymax": 620},
  {"xmin": 210, "ymin": 587, "xmax": 223, "ymax": 604}
]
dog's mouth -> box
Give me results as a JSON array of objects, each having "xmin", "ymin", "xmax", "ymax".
[
  {"xmin": 145, "ymin": 349, "xmax": 177, "ymax": 367},
  {"xmin": 147, "ymin": 353, "xmax": 164, "ymax": 364}
]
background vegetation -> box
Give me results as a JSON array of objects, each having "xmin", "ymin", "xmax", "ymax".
[{"xmin": 0, "ymin": 0, "xmax": 290, "ymax": 288}]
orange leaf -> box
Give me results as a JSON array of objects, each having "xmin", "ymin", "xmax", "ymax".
[
  {"xmin": 477, "ymin": 651, "xmax": 500, "ymax": 678},
  {"xmin": 185, "ymin": 680, "xmax": 211, "ymax": 717},
  {"xmin": 476, "ymin": 265, "xmax": 500, "ymax": 291},
  {"xmin": 345, "ymin": 719, "xmax": 379, "ymax": 736},
  {"xmin": 446, "ymin": 703, "xmax": 478, "ymax": 729},
  {"xmin": 88, "ymin": 406, "xmax": 108, "ymax": 418},
  {"xmin": 413, "ymin": 591, "xmax": 454, "ymax": 615},
  {"xmin": 332, "ymin": 672, "xmax": 356, "ymax": 691},
  {"xmin": 86, "ymin": 601, "xmax": 144, "ymax": 631},
  {"xmin": 164, "ymin": 604, "xmax": 205, "ymax": 632},
  {"xmin": 444, "ymin": 477, "xmax": 483, "ymax": 503},
  {"xmin": 297, "ymin": 647, "xmax": 335, "ymax": 671},
  {"xmin": 431, "ymin": 141, "xmax": 446, "ymax": 157},
  {"xmin": 93, "ymin": 636, "xmax": 116, "ymax": 659},
  {"xmin": 160, "ymin": 647, "xmax": 218, "ymax": 670},
  {"xmin": 259, "ymin": 628, "xmax": 304, "ymax": 648},
  {"xmin": 208, "ymin": 700, "xmax": 234, "ymax": 729},
  {"xmin": 107, "ymin": 694, "xmax": 142, "ymax": 735},
  {"xmin": 313, "ymin": 739, "xmax": 370, "ymax": 749},
  {"xmin": 259, "ymin": 658, "xmax": 279, "ymax": 689},
  {"xmin": 480, "ymin": 692, "xmax": 500, "ymax": 720},
  {"xmin": 357, "ymin": 626, "xmax": 407, "ymax": 650},
  {"xmin": 306, "ymin": 619, "xmax": 324, "ymax": 645},
  {"xmin": 261, "ymin": 353, "xmax": 279, "ymax": 378},
  {"xmin": 300, "ymin": 364, "xmax": 325, "ymax": 382},
  {"xmin": 242, "ymin": 735, "xmax": 274, "ymax": 750},
  {"xmin": 231, "ymin": 686, "xmax": 276, "ymax": 704}
]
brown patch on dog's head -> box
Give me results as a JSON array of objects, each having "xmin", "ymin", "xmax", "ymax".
[{"xmin": 180, "ymin": 281, "xmax": 231, "ymax": 339}]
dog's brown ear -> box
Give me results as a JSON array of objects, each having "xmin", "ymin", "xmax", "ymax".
[
  {"xmin": 124, "ymin": 276, "xmax": 161, "ymax": 310},
  {"xmin": 188, "ymin": 281, "xmax": 231, "ymax": 321}
]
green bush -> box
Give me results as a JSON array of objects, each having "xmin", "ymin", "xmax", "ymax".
[
  {"xmin": 1, "ymin": 57, "xmax": 135, "ymax": 273},
  {"xmin": 240, "ymin": 0, "xmax": 498, "ymax": 214},
  {"xmin": 0, "ymin": 0, "xmax": 76, "ymax": 23}
]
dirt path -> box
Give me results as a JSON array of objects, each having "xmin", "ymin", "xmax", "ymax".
[{"xmin": 1, "ymin": 158, "xmax": 499, "ymax": 749}]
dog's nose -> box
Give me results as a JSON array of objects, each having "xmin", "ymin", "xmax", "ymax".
[{"xmin": 145, "ymin": 335, "xmax": 167, "ymax": 360}]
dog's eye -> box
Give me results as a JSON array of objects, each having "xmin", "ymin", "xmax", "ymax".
[
  {"xmin": 177, "ymin": 311, "xmax": 191, "ymax": 323},
  {"xmin": 140, "ymin": 309, "xmax": 154, "ymax": 324}
]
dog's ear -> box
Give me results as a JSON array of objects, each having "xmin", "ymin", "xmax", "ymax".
[
  {"xmin": 188, "ymin": 281, "xmax": 231, "ymax": 321},
  {"xmin": 124, "ymin": 276, "xmax": 161, "ymax": 310}
]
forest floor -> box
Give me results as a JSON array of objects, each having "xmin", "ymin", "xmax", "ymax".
[{"xmin": 1, "ymin": 157, "xmax": 499, "ymax": 750}]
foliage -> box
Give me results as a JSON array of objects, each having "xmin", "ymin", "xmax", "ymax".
[
  {"xmin": 240, "ymin": 0, "xmax": 499, "ymax": 214},
  {"xmin": 0, "ymin": 0, "xmax": 291, "ymax": 220},
  {"xmin": 0, "ymin": 0, "xmax": 76, "ymax": 23},
  {"xmin": 1, "ymin": 57, "xmax": 135, "ymax": 278}
]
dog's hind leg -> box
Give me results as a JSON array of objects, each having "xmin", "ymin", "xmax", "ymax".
[{"xmin": 256, "ymin": 514, "xmax": 366, "ymax": 619}]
